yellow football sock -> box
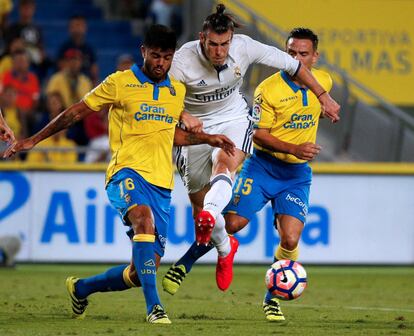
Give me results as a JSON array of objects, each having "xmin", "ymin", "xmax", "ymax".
[{"xmin": 275, "ymin": 244, "xmax": 299, "ymax": 261}]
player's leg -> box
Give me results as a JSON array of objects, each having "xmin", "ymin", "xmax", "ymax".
[
  {"xmin": 263, "ymin": 215, "xmax": 304, "ymax": 322},
  {"xmin": 162, "ymin": 186, "xmax": 215, "ymax": 295},
  {"xmin": 216, "ymin": 154, "xmax": 270, "ymax": 291},
  {"xmin": 196, "ymin": 118, "xmax": 253, "ymax": 245},
  {"xmin": 66, "ymin": 262, "xmax": 139, "ymax": 319},
  {"xmin": 263, "ymin": 165, "xmax": 311, "ymax": 322}
]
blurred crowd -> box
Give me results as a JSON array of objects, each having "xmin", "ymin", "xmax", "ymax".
[{"xmin": 0, "ymin": 0, "xmax": 183, "ymax": 164}]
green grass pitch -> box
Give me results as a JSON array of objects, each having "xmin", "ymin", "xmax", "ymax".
[{"xmin": 0, "ymin": 264, "xmax": 413, "ymax": 335}]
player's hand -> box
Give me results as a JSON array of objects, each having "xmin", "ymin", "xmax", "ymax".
[
  {"xmin": 3, "ymin": 138, "xmax": 36, "ymax": 158},
  {"xmin": 206, "ymin": 134, "xmax": 236, "ymax": 156},
  {"xmin": 0, "ymin": 123, "xmax": 16, "ymax": 144},
  {"xmin": 292, "ymin": 142, "xmax": 321, "ymax": 161},
  {"xmin": 180, "ymin": 111, "xmax": 203, "ymax": 133},
  {"xmin": 319, "ymin": 93, "xmax": 340, "ymax": 123}
]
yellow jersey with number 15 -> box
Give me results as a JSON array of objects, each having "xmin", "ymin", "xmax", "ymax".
[
  {"xmin": 83, "ymin": 64, "xmax": 186, "ymax": 189},
  {"xmin": 253, "ymin": 68, "xmax": 332, "ymax": 164}
]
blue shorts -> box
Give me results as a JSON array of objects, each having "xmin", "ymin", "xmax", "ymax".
[
  {"xmin": 106, "ymin": 168, "xmax": 171, "ymax": 257},
  {"xmin": 224, "ymin": 150, "xmax": 312, "ymax": 224}
]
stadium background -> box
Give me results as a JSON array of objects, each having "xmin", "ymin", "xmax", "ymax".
[{"xmin": 0, "ymin": 0, "xmax": 413, "ymax": 265}]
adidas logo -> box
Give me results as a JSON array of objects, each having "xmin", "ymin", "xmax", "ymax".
[
  {"xmin": 196, "ymin": 79, "xmax": 207, "ymax": 87},
  {"xmin": 144, "ymin": 259, "xmax": 155, "ymax": 267}
]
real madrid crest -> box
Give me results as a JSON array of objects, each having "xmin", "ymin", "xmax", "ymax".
[
  {"xmin": 169, "ymin": 85, "xmax": 176, "ymax": 96},
  {"xmin": 234, "ymin": 65, "xmax": 241, "ymax": 78}
]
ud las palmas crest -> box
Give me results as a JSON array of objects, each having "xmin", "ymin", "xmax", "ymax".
[{"xmin": 233, "ymin": 194, "xmax": 241, "ymax": 206}]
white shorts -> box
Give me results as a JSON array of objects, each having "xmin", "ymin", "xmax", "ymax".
[{"xmin": 175, "ymin": 116, "xmax": 254, "ymax": 194}]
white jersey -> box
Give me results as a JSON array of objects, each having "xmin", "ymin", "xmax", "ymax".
[{"xmin": 170, "ymin": 34, "xmax": 300, "ymax": 127}]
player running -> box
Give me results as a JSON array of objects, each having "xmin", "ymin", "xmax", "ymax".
[
  {"xmin": 4, "ymin": 25, "xmax": 235, "ymax": 324},
  {"xmin": 163, "ymin": 4, "xmax": 340, "ymax": 295}
]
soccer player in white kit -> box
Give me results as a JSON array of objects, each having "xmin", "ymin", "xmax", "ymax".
[{"xmin": 163, "ymin": 4, "xmax": 340, "ymax": 294}]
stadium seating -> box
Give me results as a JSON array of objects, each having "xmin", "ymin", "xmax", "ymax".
[{"xmin": 9, "ymin": 0, "xmax": 142, "ymax": 80}]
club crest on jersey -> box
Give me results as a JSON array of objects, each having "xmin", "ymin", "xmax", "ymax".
[
  {"xmin": 233, "ymin": 194, "xmax": 241, "ymax": 206},
  {"xmin": 234, "ymin": 66, "xmax": 241, "ymax": 77},
  {"xmin": 124, "ymin": 193, "xmax": 131, "ymax": 203},
  {"xmin": 254, "ymin": 94, "xmax": 263, "ymax": 105},
  {"xmin": 168, "ymin": 85, "xmax": 176, "ymax": 96}
]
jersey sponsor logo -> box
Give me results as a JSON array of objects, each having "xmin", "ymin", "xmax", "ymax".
[
  {"xmin": 126, "ymin": 83, "xmax": 147, "ymax": 88},
  {"xmin": 134, "ymin": 103, "xmax": 174, "ymax": 123},
  {"xmin": 280, "ymin": 96, "xmax": 298, "ymax": 103},
  {"xmin": 283, "ymin": 113, "xmax": 316, "ymax": 129},
  {"xmin": 196, "ymin": 79, "xmax": 208, "ymax": 87},
  {"xmin": 144, "ymin": 259, "xmax": 156, "ymax": 267},
  {"xmin": 194, "ymin": 85, "xmax": 237, "ymax": 102},
  {"xmin": 285, "ymin": 193, "xmax": 308, "ymax": 216}
]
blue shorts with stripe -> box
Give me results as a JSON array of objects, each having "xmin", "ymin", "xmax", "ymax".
[
  {"xmin": 224, "ymin": 150, "xmax": 312, "ymax": 224},
  {"xmin": 106, "ymin": 168, "xmax": 171, "ymax": 257}
]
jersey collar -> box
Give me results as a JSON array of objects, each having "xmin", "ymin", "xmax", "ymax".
[
  {"xmin": 130, "ymin": 64, "xmax": 172, "ymax": 100},
  {"xmin": 281, "ymin": 70, "xmax": 307, "ymax": 93},
  {"xmin": 131, "ymin": 63, "xmax": 171, "ymax": 87}
]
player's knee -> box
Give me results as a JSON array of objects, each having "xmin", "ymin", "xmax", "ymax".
[
  {"xmin": 130, "ymin": 216, "xmax": 154, "ymax": 234},
  {"xmin": 128, "ymin": 267, "xmax": 141, "ymax": 287},
  {"xmin": 225, "ymin": 214, "xmax": 248, "ymax": 234},
  {"xmin": 280, "ymin": 234, "xmax": 300, "ymax": 251}
]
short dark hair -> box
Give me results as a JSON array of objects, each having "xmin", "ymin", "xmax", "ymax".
[
  {"xmin": 202, "ymin": 4, "xmax": 241, "ymax": 34},
  {"xmin": 143, "ymin": 24, "xmax": 177, "ymax": 51},
  {"xmin": 286, "ymin": 28, "xmax": 319, "ymax": 50},
  {"xmin": 70, "ymin": 15, "xmax": 86, "ymax": 22}
]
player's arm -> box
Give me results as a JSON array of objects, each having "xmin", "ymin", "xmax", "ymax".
[
  {"xmin": 253, "ymin": 128, "xmax": 321, "ymax": 161},
  {"xmin": 243, "ymin": 35, "xmax": 340, "ymax": 123},
  {"xmin": 0, "ymin": 109, "xmax": 15, "ymax": 144},
  {"xmin": 3, "ymin": 101, "xmax": 95, "ymax": 158},
  {"xmin": 174, "ymin": 127, "xmax": 235, "ymax": 156},
  {"xmin": 294, "ymin": 65, "xmax": 340, "ymax": 123},
  {"xmin": 180, "ymin": 111, "xmax": 203, "ymax": 133}
]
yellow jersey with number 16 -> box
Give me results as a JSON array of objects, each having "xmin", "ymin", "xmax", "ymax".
[{"xmin": 83, "ymin": 64, "xmax": 186, "ymax": 189}]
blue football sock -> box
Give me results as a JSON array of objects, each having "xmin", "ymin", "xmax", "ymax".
[
  {"xmin": 133, "ymin": 234, "xmax": 160, "ymax": 314},
  {"xmin": 176, "ymin": 242, "xmax": 214, "ymax": 272},
  {"xmin": 75, "ymin": 264, "xmax": 130, "ymax": 299}
]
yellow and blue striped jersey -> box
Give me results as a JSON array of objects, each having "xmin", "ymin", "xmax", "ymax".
[
  {"xmin": 253, "ymin": 68, "xmax": 332, "ymax": 163},
  {"xmin": 83, "ymin": 64, "xmax": 186, "ymax": 189}
]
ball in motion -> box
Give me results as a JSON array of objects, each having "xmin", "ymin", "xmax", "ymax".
[{"xmin": 265, "ymin": 259, "xmax": 307, "ymax": 300}]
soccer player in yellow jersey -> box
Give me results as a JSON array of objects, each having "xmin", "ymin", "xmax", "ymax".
[
  {"xmin": 4, "ymin": 25, "xmax": 235, "ymax": 324},
  {"xmin": 224, "ymin": 27, "xmax": 334, "ymax": 322}
]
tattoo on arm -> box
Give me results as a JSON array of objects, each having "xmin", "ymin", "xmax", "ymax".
[
  {"xmin": 33, "ymin": 103, "xmax": 86, "ymax": 143},
  {"xmin": 184, "ymin": 133, "xmax": 201, "ymax": 145}
]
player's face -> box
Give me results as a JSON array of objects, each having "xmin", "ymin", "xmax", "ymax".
[
  {"xmin": 200, "ymin": 30, "xmax": 233, "ymax": 66},
  {"xmin": 141, "ymin": 46, "xmax": 174, "ymax": 82},
  {"xmin": 286, "ymin": 38, "xmax": 318, "ymax": 70}
]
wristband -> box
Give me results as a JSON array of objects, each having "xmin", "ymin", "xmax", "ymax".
[{"xmin": 316, "ymin": 91, "xmax": 327, "ymax": 99}]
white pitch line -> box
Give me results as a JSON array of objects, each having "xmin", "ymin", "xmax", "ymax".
[{"xmin": 285, "ymin": 303, "xmax": 414, "ymax": 313}]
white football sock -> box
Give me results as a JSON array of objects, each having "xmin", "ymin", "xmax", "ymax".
[
  {"xmin": 203, "ymin": 173, "xmax": 233, "ymax": 219},
  {"xmin": 211, "ymin": 213, "xmax": 231, "ymax": 257}
]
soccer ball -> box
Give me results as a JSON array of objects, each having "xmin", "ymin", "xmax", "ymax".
[{"xmin": 265, "ymin": 259, "xmax": 307, "ymax": 301}]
